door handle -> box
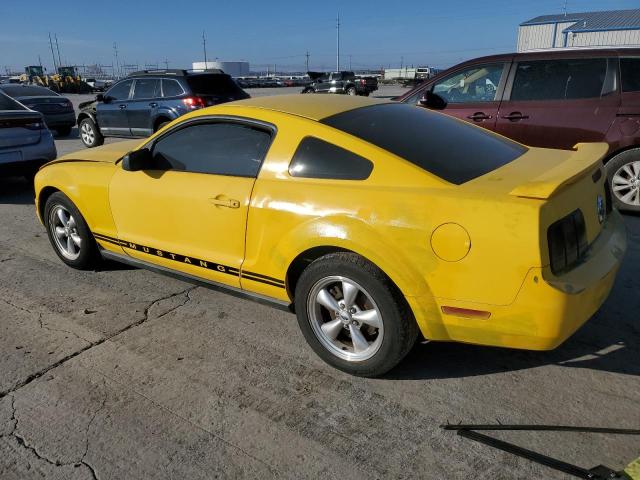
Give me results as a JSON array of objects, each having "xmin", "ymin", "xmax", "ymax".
[
  {"xmin": 502, "ymin": 112, "xmax": 529, "ymax": 121},
  {"xmin": 149, "ymin": 102, "xmax": 158, "ymax": 108},
  {"xmin": 209, "ymin": 196, "xmax": 240, "ymax": 209},
  {"xmin": 119, "ymin": 104, "xmax": 127, "ymax": 110},
  {"xmin": 467, "ymin": 112, "xmax": 492, "ymax": 121}
]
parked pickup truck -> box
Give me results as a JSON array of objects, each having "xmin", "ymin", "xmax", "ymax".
[{"xmin": 302, "ymin": 71, "xmax": 378, "ymax": 96}]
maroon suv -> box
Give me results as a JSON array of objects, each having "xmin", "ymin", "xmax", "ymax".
[{"xmin": 398, "ymin": 48, "xmax": 640, "ymax": 212}]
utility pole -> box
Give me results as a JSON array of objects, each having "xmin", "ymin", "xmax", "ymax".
[
  {"xmin": 55, "ymin": 34, "xmax": 63, "ymax": 68},
  {"xmin": 48, "ymin": 33, "xmax": 58, "ymax": 72},
  {"xmin": 305, "ymin": 51, "xmax": 310, "ymax": 72},
  {"xmin": 202, "ymin": 31, "xmax": 208, "ymax": 67},
  {"xmin": 400, "ymin": 56, "xmax": 404, "ymax": 70},
  {"xmin": 164, "ymin": 58, "xmax": 169, "ymax": 69},
  {"xmin": 336, "ymin": 13, "xmax": 340, "ymax": 71},
  {"xmin": 563, "ymin": 0, "xmax": 568, "ymax": 16},
  {"xmin": 349, "ymin": 55, "xmax": 352, "ymax": 70},
  {"xmin": 113, "ymin": 43, "xmax": 119, "ymax": 79}
]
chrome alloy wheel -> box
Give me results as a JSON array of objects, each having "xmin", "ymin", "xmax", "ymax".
[
  {"xmin": 612, "ymin": 160, "xmax": 640, "ymax": 207},
  {"xmin": 80, "ymin": 122, "xmax": 95, "ymax": 145},
  {"xmin": 307, "ymin": 276, "xmax": 384, "ymax": 362},
  {"xmin": 49, "ymin": 205, "xmax": 82, "ymax": 260}
]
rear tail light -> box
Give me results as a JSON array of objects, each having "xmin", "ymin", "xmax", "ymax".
[
  {"xmin": 24, "ymin": 121, "xmax": 44, "ymax": 130},
  {"xmin": 0, "ymin": 118, "xmax": 44, "ymax": 130},
  {"xmin": 547, "ymin": 209, "xmax": 588, "ymax": 275},
  {"xmin": 182, "ymin": 96, "xmax": 206, "ymax": 109}
]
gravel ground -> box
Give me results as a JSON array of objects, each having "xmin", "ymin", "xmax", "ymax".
[{"xmin": 0, "ymin": 84, "xmax": 639, "ymax": 479}]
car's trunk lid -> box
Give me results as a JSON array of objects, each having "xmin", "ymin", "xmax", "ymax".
[
  {"xmin": 0, "ymin": 111, "xmax": 43, "ymax": 148},
  {"xmin": 17, "ymin": 96, "xmax": 73, "ymax": 114}
]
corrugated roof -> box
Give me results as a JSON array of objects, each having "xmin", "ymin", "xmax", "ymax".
[{"xmin": 521, "ymin": 8, "xmax": 640, "ymax": 32}]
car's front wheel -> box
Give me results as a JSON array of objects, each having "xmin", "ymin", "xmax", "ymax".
[
  {"xmin": 79, "ymin": 118, "xmax": 104, "ymax": 148},
  {"xmin": 44, "ymin": 192, "xmax": 100, "ymax": 269},
  {"xmin": 346, "ymin": 86, "xmax": 357, "ymax": 96},
  {"xmin": 294, "ymin": 252, "xmax": 419, "ymax": 377}
]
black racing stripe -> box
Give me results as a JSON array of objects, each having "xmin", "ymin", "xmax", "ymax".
[
  {"xmin": 93, "ymin": 233, "xmax": 283, "ymax": 287},
  {"xmin": 241, "ymin": 270, "xmax": 285, "ymax": 285},
  {"xmin": 241, "ymin": 274, "xmax": 285, "ymax": 288}
]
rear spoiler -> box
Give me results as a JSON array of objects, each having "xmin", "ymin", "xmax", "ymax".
[{"xmin": 509, "ymin": 143, "xmax": 609, "ymax": 200}]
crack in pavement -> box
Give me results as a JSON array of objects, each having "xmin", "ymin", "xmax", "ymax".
[
  {"xmin": 8, "ymin": 386, "xmax": 108, "ymax": 479},
  {"xmin": 0, "ymin": 286, "xmax": 198, "ymax": 401}
]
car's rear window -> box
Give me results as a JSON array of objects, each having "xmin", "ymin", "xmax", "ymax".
[
  {"xmin": 0, "ymin": 92, "xmax": 26, "ymax": 110},
  {"xmin": 1, "ymin": 85, "xmax": 56, "ymax": 97},
  {"xmin": 186, "ymin": 74, "xmax": 245, "ymax": 96},
  {"xmin": 321, "ymin": 103, "xmax": 527, "ymax": 184}
]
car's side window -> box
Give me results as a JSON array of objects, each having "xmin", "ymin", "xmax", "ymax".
[
  {"xmin": 289, "ymin": 137, "xmax": 373, "ymax": 180},
  {"xmin": 510, "ymin": 58, "xmax": 608, "ymax": 101},
  {"xmin": 621, "ymin": 58, "xmax": 640, "ymax": 92},
  {"xmin": 432, "ymin": 64, "xmax": 504, "ymax": 103},
  {"xmin": 151, "ymin": 122, "xmax": 272, "ymax": 177},
  {"xmin": 162, "ymin": 79, "xmax": 184, "ymax": 97},
  {"xmin": 105, "ymin": 80, "xmax": 133, "ymax": 101},
  {"xmin": 132, "ymin": 79, "xmax": 160, "ymax": 99}
]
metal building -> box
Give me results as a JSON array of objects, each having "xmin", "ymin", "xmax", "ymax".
[
  {"xmin": 191, "ymin": 61, "xmax": 250, "ymax": 77},
  {"xmin": 518, "ymin": 8, "xmax": 640, "ymax": 52}
]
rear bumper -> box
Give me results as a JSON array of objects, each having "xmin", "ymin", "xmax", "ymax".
[
  {"xmin": 409, "ymin": 210, "xmax": 627, "ymax": 350},
  {"xmin": 0, "ymin": 130, "xmax": 57, "ymax": 175},
  {"xmin": 43, "ymin": 112, "xmax": 76, "ymax": 128}
]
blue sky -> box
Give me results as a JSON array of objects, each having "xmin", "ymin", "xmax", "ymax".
[{"xmin": 1, "ymin": 0, "xmax": 638, "ymax": 74}]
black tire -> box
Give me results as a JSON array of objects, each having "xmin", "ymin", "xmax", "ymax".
[
  {"xmin": 78, "ymin": 117, "xmax": 104, "ymax": 148},
  {"xmin": 301, "ymin": 88, "xmax": 314, "ymax": 94},
  {"xmin": 346, "ymin": 86, "xmax": 357, "ymax": 96},
  {"xmin": 155, "ymin": 120, "xmax": 170, "ymax": 132},
  {"xmin": 56, "ymin": 126, "xmax": 72, "ymax": 137},
  {"xmin": 44, "ymin": 192, "xmax": 100, "ymax": 269},
  {"xmin": 294, "ymin": 252, "xmax": 419, "ymax": 377},
  {"xmin": 605, "ymin": 148, "xmax": 640, "ymax": 213}
]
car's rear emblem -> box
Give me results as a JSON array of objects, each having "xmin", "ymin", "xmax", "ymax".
[{"xmin": 597, "ymin": 195, "xmax": 605, "ymax": 224}]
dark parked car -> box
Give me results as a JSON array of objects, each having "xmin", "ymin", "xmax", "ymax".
[
  {"xmin": 0, "ymin": 91, "xmax": 56, "ymax": 179},
  {"xmin": 302, "ymin": 71, "xmax": 378, "ymax": 96},
  {"xmin": 397, "ymin": 48, "xmax": 640, "ymax": 212},
  {"xmin": 77, "ymin": 69, "xmax": 250, "ymax": 148},
  {"xmin": 0, "ymin": 84, "xmax": 75, "ymax": 136}
]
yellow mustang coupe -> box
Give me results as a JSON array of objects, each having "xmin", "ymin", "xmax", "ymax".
[{"xmin": 34, "ymin": 95, "xmax": 626, "ymax": 376}]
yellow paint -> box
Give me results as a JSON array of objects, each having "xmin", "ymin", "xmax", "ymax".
[{"xmin": 34, "ymin": 95, "xmax": 627, "ymax": 351}]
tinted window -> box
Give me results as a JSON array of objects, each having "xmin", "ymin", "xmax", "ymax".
[
  {"xmin": 0, "ymin": 92, "xmax": 25, "ymax": 110},
  {"xmin": 322, "ymin": 103, "xmax": 527, "ymax": 185},
  {"xmin": 621, "ymin": 58, "xmax": 640, "ymax": 92},
  {"xmin": 152, "ymin": 122, "xmax": 271, "ymax": 177},
  {"xmin": 162, "ymin": 79, "xmax": 184, "ymax": 97},
  {"xmin": 0, "ymin": 85, "xmax": 57, "ymax": 97},
  {"xmin": 432, "ymin": 64, "xmax": 504, "ymax": 103},
  {"xmin": 106, "ymin": 80, "xmax": 133, "ymax": 101},
  {"xmin": 289, "ymin": 137, "xmax": 373, "ymax": 180},
  {"xmin": 133, "ymin": 78, "xmax": 160, "ymax": 99},
  {"xmin": 511, "ymin": 58, "xmax": 607, "ymax": 101},
  {"xmin": 186, "ymin": 74, "xmax": 247, "ymax": 97}
]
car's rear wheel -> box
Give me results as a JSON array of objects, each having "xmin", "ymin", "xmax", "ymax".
[
  {"xmin": 79, "ymin": 118, "xmax": 104, "ymax": 148},
  {"xmin": 44, "ymin": 192, "xmax": 100, "ymax": 269},
  {"xmin": 301, "ymin": 88, "xmax": 314, "ymax": 94},
  {"xmin": 606, "ymin": 149, "xmax": 640, "ymax": 213},
  {"xmin": 294, "ymin": 252, "xmax": 419, "ymax": 377},
  {"xmin": 346, "ymin": 86, "xmax": 357, "ymax": 96}
]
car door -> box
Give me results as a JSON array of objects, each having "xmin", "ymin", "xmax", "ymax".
[
  {"xmin": 414, "ymin": 62, "xmax": 509, "ymax": 131},
  {"xmin": 315, "ymin": 73, "xmax": 331, "ymax": 93},
  {"xmin": 127, "ymin": 78, "xmax": 161, "ymax": 137},
  {"xmin": 96, "ymin": 79, "xmax": 133, "ymax": 136},
  {"xmin": 108, "ymin": 119, "xmax": 273, "ymax": 287},
  {"xmin": 495, "ymin": 56, "xmax": 620, "ymax": 150}
]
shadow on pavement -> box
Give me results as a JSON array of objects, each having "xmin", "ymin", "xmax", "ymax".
[{"xmin": 0, "ymin": 177, "xmax": 35, "ymax": 205}]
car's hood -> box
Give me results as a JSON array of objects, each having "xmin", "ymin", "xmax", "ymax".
[{"xmin": 47, "ymin": 140, "xmax": 141, "ymax": 166}]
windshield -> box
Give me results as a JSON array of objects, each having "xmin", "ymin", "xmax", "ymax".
[
  {"xmin": 186, "ymin": 74, "xmax": 247, "ymax": 97},
  {"xmin": 0, "ymin": 85, "xmax": 57, "ymax": 97},
  {"xmin": 321, "ymin": 103, "xmax": 527, "ymax": 184}
]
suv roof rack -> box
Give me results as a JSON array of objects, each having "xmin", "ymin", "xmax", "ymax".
[{"xmin": 127, "ymin": 68, "xmax": 225, "ymax": 77}]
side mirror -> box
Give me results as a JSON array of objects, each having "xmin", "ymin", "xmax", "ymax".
[
  {"xmin": 96, "ymin": 93, "xmax": 104, "ymax": 102},
  {"xmin": 122, "ymin": 148, "xmax": 153, "ymax": 172},
  {"xmin": 419, "ymin": 90, "xmax": 447, "ymax": 110}
]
